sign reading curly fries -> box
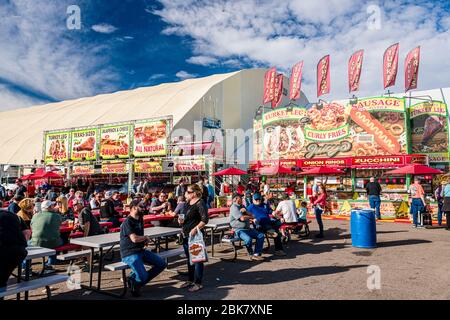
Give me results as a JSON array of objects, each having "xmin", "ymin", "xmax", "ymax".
[{"xmin": 257, "ymin": 96, "xmax": 408, "ymax": 160}]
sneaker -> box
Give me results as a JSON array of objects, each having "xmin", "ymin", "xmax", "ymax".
[
  {"xmin": 251, "ymin": 254, "xmax": 264, "ymax": 261},
  {"xmin": 412, "ymin": 224, "xmax": 417, "ymax": 228},
  {"xmin": 43, "ymin": 266, "xmax": 56, "ymax": 274},
  {"xmin": 127, "ymin": 278, "xmax": 141, "ymax": 297},
  {"xmin": 417, "ymin": 225, "xmax": 425, "ymax": 229},
  {"xmin": 274, "ymin": 250, "xmax": 287, "ymax": 256}
]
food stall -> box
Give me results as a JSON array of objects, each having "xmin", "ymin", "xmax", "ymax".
[{"xmin": 252, "ymin": 95, "xmax": 449, "ymax": 221}]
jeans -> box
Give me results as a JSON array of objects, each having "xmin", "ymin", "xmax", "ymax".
[
  {"xmin": 314, "ymin": 207, "xmax": 324, "ymax": 235},
  {"xmin": 437, "ymin": 202, "xmax": 443, "ymax": 225},
  {"xmin": 410, "ymin": 198, "xmax": 425, "ymax": 226},
  {"xmin": 369, "ymin": 195, "xmax": 381, "ymax": 219},
  {"xmin": 122, "ymin": 250, "xmax": 167, "ymax": 286},
  {"xmin": 235, "ymin": 228, "xmax": 265, "ymax": 255},
  {"xmin": 182, "ymin": 237, "xmax": 204, "ymax": 285},
  {"xmin": 258, "ymin": 223, "xmax": 283, "ymax": 251},
  {"xmin": 47, "ymin": 255, "xmax": 57, "ymax": 266}
]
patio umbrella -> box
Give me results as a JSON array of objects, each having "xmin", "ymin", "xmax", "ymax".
[
  {"xmin": 28, "ymin": 170, "xmax": 63, "ymax": 180},
  {"xmin": 258, "ymin": 166, "xmax": 300, "ymax": 176},
  {"xmin": 298, "ymin": 167, "xmax": 345, "ymax": 175},
  {"xmin": 211, "ymin": 167, "xmax": 247, "ymax": 176},
  {"xmin": 19, "ymin": 174, "xmax": 34, "ymax": 180},
  {"xmin": 384, "ymin": 164, "xmax": 443, "ymax": 176}
]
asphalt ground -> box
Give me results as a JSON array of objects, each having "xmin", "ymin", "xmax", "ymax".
[{"xmin": 6, "ymin": 219, "xmax": 450, "ymax": 300}]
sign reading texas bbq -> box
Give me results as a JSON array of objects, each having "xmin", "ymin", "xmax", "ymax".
[
  {"xmin": 44, "ymin": 131, "xmax": 70, "ymax": 163},
  {"xmin": 100, "ymin": 124, "xmax": 131, "ymax": 159},
  {"xmin": 70, "ymin": 128, "xmax": 98, "ymax": 161},
  {"xmin": 133, "ymin": 118, "xmax": 170, "ymax": 157},
  {"xmin": 258, "ymin": 96, "xmax": 407, "ymax": 160}
]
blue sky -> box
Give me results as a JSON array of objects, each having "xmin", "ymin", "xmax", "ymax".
[{"xmin": 1, "ymin": 0, "xmax": 450, "ymax": 110}]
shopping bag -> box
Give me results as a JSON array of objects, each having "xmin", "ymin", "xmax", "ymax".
[{"xmin": 188, "ymin": 227, "xmax": 208, "ymax": 265}]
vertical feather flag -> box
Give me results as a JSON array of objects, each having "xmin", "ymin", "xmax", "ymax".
[
  {"xmin": 317, "ymin": 55, "xmax": 330, "ymax": 97},
  {"xmin": 263, "ymin": 67, "xmax": 277, "ymax": 104},
  {"xmin": 348, "ymin": 50, "xmax": 364, "ymax": 93},
  {"xmin": 289, "ymin": 61, "xmax": 303, "ymax": 100},
  {"xmin": 405, "ymin": 46, "xmax": 421, "ymax": 92},
  {"xmin": 383, "ymin": 43, "xmax": 399, "ymax": 89}
]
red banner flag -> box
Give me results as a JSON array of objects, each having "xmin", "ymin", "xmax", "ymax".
[
  {"xmin": 272, "ymin": 74, "xmax": 284, "ymax": 108},
  {"xmin": 405, "ymin": 46, "xmax": 420, "ymax": 92},
  {"xmin": 317, "ymin": 55, "xmax": 330, "ymax": 97},
  {"xmin": 383, "ymin": 43, "xmax": 399, "ymax": 89},
  {"xmin": 348, "ymin": 49, "xmax": 364, "ymax": 93},
  {"xmin": 263, "ymin": 67, "xmax": 277, "ymax": 104},
  {"xmin": 289, "ymin": 61, "xmax": 303, "ymax": 100}
]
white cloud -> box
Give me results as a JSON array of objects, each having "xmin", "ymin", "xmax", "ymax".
[
  {"xmin": 186, "ymin": 56, "xmax": 218, "ymax": 66},
  {"xmin": 155, "ymin": 0, "xmax": 450, "ymax": 100},
  {"xmin": 148, "ymin": 73, "xmax": 166, "ymax": 81},
  {"xmin": 0, "ymin": 85, "xmax": 45, "ymax": 111},
  {"xmin": 0, "ymin": 1, "xmax": 118, "ymax": 110},
  {"xmin": 176, "ymin": 70, "xmax": 197, "ymax": 80},
  {"xmin": 91, "ymin": 23, "xmax": 118, "ymax": 34}
]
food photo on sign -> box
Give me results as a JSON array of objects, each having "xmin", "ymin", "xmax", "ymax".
[
  {"xmin": 100, "ymin": 124, "xmax": 131, "ymax": 159},
  {"xmin": 44, "ymin": 132, "xmax": 69, "ymax": 163},
  {"xmin": 70, "ymin": 129, "xmax": 98, "ymax": 161},
  {"xmin": 133, "ymin": 119, "xmax": 168, "ymax": 157}
]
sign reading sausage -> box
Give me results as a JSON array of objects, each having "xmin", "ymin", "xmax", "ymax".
[{"xmin": 100, "ymin": 124, "xmax": 131, "ymax": 159}]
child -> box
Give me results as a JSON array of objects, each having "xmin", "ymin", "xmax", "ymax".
[{"xmin": 298, "ymin": 201, "xmax": 308, "ymax": 223}]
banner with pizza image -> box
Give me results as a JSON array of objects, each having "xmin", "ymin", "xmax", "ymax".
[
  {"xmin": 133, "ymin": 119, "xmax": 169, "ymax": 157},
  {"xmin": 100, "ymin": 124, "xmax": 131, "ymax": 159},
  {"xmin": 70, "ymin": 128, "xmax": 98, "ymax": 161},
  {"xmin": 409, "ymin": 101, "xmax": 449, "ymax": 162},
  {"xmin": 257, "ymin": 96, "xmax": 408, "ymax": 161},
  {"xmin": 44, "ymin": 131, "xmax": 70, "ymax": 163}
]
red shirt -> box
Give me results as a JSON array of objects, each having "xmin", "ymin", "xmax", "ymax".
[{"xmin": 27, "ymin": 185, "xmax": 36, "ymax": 197}]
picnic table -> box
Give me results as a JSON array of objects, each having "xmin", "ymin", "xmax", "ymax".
[
  {"xmin": 205, "ymin": 217, "xmax": 230, "ymax": 257},
  {"xmin": 70, "ymin": 226, "xmax": 181, "ymax": 297},
  {"xmin": 208, "ymin": 207, "xmax": 230, "ymax": 217},
  {"xmin": 18, "ymin": 247, "xmax": 56, "ymax": 300}
]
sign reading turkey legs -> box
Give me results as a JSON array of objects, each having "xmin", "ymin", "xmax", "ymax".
[{"xmin": 70, "ymin": 128, "xmax": 98, "ymax": 161}]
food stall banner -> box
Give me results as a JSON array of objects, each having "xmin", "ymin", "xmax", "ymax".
[
  {"xmin": 383, "ymin": 43, "xmax": 399, "ymax": 89},
  {"xmin": 409, "ymin": 101, "xmax": 449, "ymax": 162},
  {"xmin": 134, "ymin": 159, "xmax": 163, "ymax": 173},
  {"xmin": 405, "ymin": 46, "xmax": 420, "ymax": 92},
  {"xmin": 72, "ymin": 164, "xmax": 95, "ymax": 176},
  {"xmin": 272, "ymin": 74, "xmax": 284, "ymax": 108},
  {"xmin": 348, "ymin": 49, "xmax": 364, "ymax": 93},
  {"xmin": 317, "ymin": 55, "xmax": 330, "ymax": 97},
  {"xmin": 70, "ymin": 128, "xmax": 98, "ymax": 161},
  {"xmin": 263, "ymin": 67, "xmax": 277, "ymax": 104},
  {"xmin": 101, "ymin": 161, "xmax": 128, "ymax": 174},
  {"xmin": 133, "ymin": 119, "xmax": 169, "ymax": 157},
  {"xmin": 173, "ymin": 158, "xmax": 206, "ymax": 172},
  {"xmin": 289, "ymin": 61, "xmax": 303, "ymax": 100},
  {"xmin": 100, "ymin": 124, "xmax": 131, "ymax": 159},
  {"xmin": 253, "ymin": 119, "xmax": 263, "ymax": 161},
  {"xmin": 44, "ymin": 131, "xmax": 70, "ymax": 163}
]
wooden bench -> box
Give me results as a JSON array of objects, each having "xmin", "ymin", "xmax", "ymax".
[
  {"xmin": 103, "ymin": 247, "xmax": 186, "ymax": 298},
  {"xmin": 0, "ymin": 275, "xmax": 69, "ymax": 300}
]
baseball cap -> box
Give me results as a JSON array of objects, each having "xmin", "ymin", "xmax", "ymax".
[
  {"xmin": 105, "ymin": 191, "xmax": 113, "ymax": 198},
  {"xmin": 232, "ymin": 193, "xmax": 242, "ymax": 200},
  {"xmin": 252, "ymin": 193, "xmax": 262, "ymax": 201},
  {"xmin": 41, "ymin": 200, "xmax": 55, "ymax": 210},
  {"xmin": 130, "ymin": 199, "xmax": 145, "ymax": 209}
]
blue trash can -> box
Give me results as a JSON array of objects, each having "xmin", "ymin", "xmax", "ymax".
[{"xmin": 350, "ymin": 209, "xmax": 377, "ymax": 249}]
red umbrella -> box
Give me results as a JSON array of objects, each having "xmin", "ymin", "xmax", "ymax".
[
  {"xmin": 258, "ymin": 166, "xmax": 300, "ymax": 176},
  {"xmin": 211, "ymin": 167, "xmax": 247, "ymax": 176},
  {"xmin": 20, "ymin": 174, "xmax": 34, "ymax": 180},
  {"xmin": 384, "ymin": 164, "xmax": 443, "ymax": 176},
  {"xmin": 28, "ymin": 169, "xmax": 63, "ymax": 180},
  {"xmin": 299, "ymin": 167, "xmax": 345, "ymax": 175}
]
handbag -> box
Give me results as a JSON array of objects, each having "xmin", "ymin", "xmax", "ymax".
[{"xmin": 188, "ymin": 227, "xmax": 208, "ymax": 265}]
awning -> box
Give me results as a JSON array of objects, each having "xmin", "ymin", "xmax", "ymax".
[
  {"xmin": 257, "ymin": 166, "xmax": 301, "ymax": 176},
  {"xmin": 298, "ymin": 167, "xmax": 345, "ymax": 175},
  {"xmin": 212, "ymin": 167, "xmax": 247, "ymax": 176},
  {"xmin": 383, "ymin": 164, "xmax": 444, "ymax": 176}
]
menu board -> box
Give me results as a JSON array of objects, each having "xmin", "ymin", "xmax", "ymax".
[
  {"xmin": 409, "ymin": 101, "xmax": 449, "ymax": 162},
  {"xmin": 101, "ymin": 161, "xmax": 128, "ymax": 174},
  {"xmin": 173, "ymin": 158, "xmax": 206, "ymax": 172},
  {"xmin": 44, "ymin": 132, "xmax": 70, "ymax": 163},
  {"xmin": 134, "ymin": 159, "xmax": 163, "ymax": 173},
  {"xmin": 70, "ymin": 129, "xmax": 98, "ymax": 161},
  {"xmin": 100, "ymin": 124, "xmax": 131, "ymax": 159},
  {"xmin": 259, "ymin": 96, "xmax": 407, "ymax": 160},
  {"xmin": 133, "ymin": 119, "xmax": 169, "ymax": 157},
  {"xmin": 72, "ymin": 165, "xmax": 95, "ymax": 176}
]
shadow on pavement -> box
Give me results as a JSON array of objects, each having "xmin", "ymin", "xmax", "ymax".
[{"xmin": 377, "ymin": 239, "xmax": 432, "ymax": 247}]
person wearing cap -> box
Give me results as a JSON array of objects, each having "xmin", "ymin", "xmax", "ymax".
[
  {"xmin": 30, "ymin": 200, "xmax": 63, "ymax": 273},
  {"xmin": 246, "ymin": 193, "xmax": 286, "ymax": 256},
  {"xmin": 120, "ymin": 199, "xmax": 167, "ymax": 297},
  {"xmin": 14, "ymin": 179, "xmax": 27, "ymax": 198},
  {"xmin": 72, "ymin": 198, "xmax": 102, "ymax": 237},
  {"xmin": 229, "ymin": 193, "xmax": 265, "ymax": 261},
  {"xmin": 8, "ymin": 195, "xmax": 23, "ymax": 214},
  {"xmin": 100, "ymin": 191, "xmax": 121, "ymax": 228},
  {"xmin": 408, "ymin": 177, "xmax": 426, "ymax": 228}
]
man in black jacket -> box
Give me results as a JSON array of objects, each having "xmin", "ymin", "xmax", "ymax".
[
  {"xmin": 100, "ymin": 191, "xmax": 120, "ymax": 228},
  {"xmin": 0, "ymin": 209, "xmax": 28, "ymax": 289},
  {"xmin": 366, "ymin": 177, "xmax": 382, "ymax": 220}
]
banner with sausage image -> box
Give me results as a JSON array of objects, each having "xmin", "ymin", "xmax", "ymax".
[{"xmin": 100, "ymin": 124, "xmax": 131, "ymax": 159}]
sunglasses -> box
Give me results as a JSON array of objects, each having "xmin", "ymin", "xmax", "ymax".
[{"xmin": 186, "ymin": 190, "xmax": 194, "ymax": 194}]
